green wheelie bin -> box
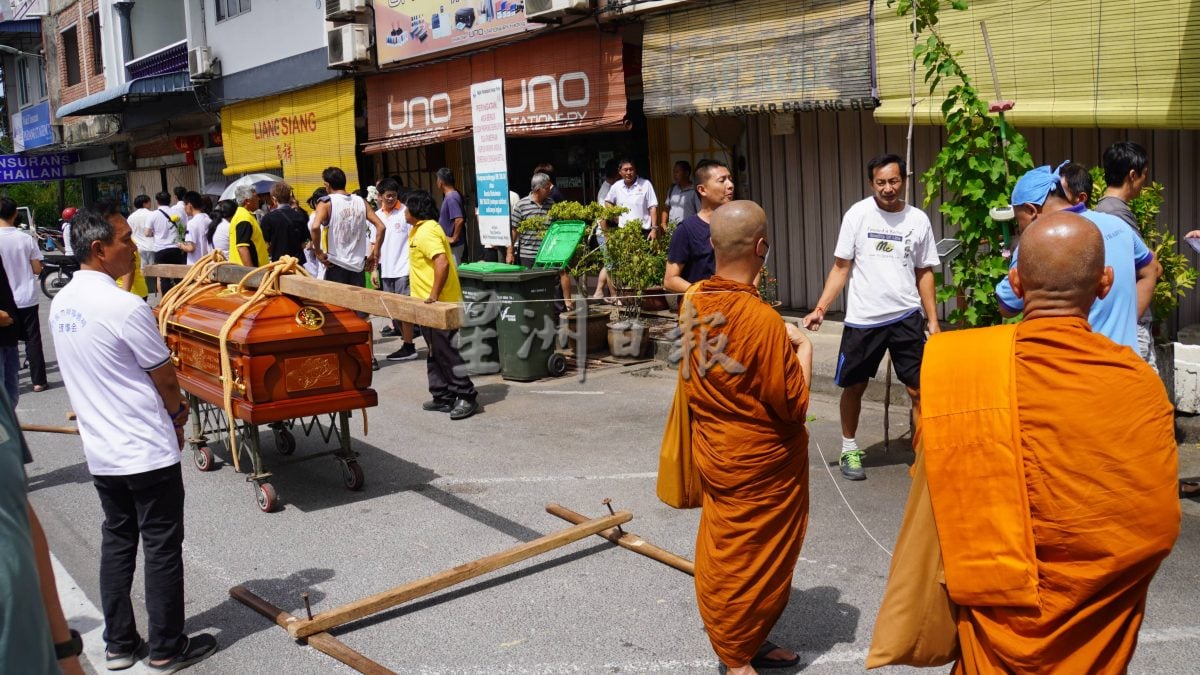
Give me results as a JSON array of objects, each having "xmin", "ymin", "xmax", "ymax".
[{"xmin": 456, "ymin": 262, "xmax": 522, "ymax": 376}]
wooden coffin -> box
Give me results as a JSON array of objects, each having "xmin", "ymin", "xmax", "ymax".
[{"xmin": 159, "ymin": 286, "xmax": 378, "ymax": 425}]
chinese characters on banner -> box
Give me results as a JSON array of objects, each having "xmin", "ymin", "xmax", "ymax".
[{"xmin": 470, "ymin": 79, "xmax": 511, "ymax": 248}]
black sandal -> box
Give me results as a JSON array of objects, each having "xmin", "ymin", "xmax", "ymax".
[{"xmin": 750, "ymin": 640, "xmax": 802, "ymax": 669}]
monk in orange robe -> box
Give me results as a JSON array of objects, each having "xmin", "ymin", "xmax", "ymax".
[
  {"xmin": 911, "ymin": 211, "xmax": 1180, "ymax": 673},
  {"xmin": 682, "ymin": 201, "xmax": 813, "ymax": 674}
]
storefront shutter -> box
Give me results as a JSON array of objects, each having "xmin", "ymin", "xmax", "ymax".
[
  {"xmin": 642, "ymin": 0, "xmax": 874, "ymax": 117},
  {"xmin": 874, "ymin": 0, "xmax": 1200, "ymax": 128}
]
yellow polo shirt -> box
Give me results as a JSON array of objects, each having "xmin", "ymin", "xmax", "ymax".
[{"xmin": 408, "ymin": 219, "xmax": 462, "ymax": 303}]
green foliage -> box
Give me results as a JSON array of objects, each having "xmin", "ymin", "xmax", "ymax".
[
  {"xmin": 1088, "ymin": 167, "xmax": 1198, "ymax": 333},
  {"xmin": 890, "ymin": 0, "xmax": 1034, "ymax": 327},
  {"xmin": 516, "ymin": 214, "xmax": 549, "ymax": 236}
]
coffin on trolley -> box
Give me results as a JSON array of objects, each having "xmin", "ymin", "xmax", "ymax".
[{"xmin": 158, "ymin": 284, "xmax": 378, "ymax": 512}]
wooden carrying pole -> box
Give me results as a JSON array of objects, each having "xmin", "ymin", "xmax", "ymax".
[
  {"xmin": 145, "ymin": 263, "xmax": 461, "ymax": 330},
  {"xmin": 20, "ymin": 424, "xmax": 80, "ymax": 435},
  {"xmin": 545, "ymin": 503, "xmax": 695, "ymax": 576},
  {"xmin": 287, "ymin": 510, "xmax": 633, "ymax": 638},
  {"xmin": 229, "ymin": 586, "xmax": 395, "ymax": 675}
]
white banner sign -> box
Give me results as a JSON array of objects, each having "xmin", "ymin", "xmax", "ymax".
[{"xmin": 470, "ymin": 79, "xmax": 511, "ymax": 249}]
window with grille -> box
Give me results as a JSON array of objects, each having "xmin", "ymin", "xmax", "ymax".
[
  {"xmin": 62, "ymin": 26, "xmax": 81, "ymax": 86},
  {"xmin": 216, "ymin": 0, "xmax": 250, "ymax": 22},
  {"xmin": 88, "ymin": 13, "xmax": 102, "ymax": 75}
]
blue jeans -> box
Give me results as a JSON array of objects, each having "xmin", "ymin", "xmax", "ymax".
[{"xmin": 0, "ymin": 345, "xmax": 18, "ymax": 407}]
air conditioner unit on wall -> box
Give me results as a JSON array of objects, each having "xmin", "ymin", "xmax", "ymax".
[
  {"xmin": 527, "ymin": 0, "xmax": 591, "ymax": 22},
  {"xmin": 327, "ymin": 24, "xmax": 369, "ymax": 68},
  {"xmin": 188, "ymin": 47, "xmax": 214, "ymax": 81},
  {"xmin": 325, "ymin": 0, "xmax": 368, "ymax": 21}
]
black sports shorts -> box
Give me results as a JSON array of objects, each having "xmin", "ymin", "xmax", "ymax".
[{"xmin": 834, "ymin": 311, "xmax": 927, "ymax": 388}]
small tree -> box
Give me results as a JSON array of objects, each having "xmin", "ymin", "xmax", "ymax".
[{"xmin": 891, "ymin": 0, "xmax": 1034, "ymax": 326}]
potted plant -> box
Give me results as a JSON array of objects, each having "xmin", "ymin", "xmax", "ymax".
[{"xmin": 593, "ymin": 219, "xmax": 677, "ymax": 358}]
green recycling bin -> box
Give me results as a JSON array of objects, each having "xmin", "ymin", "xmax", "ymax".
[
  {"xmin": 457, "ymin": 262, "xmax": 521, "ymax": 376},
  {"xmin": 456, "ymin": 220, "xmax": 587, "ymax": 381}
]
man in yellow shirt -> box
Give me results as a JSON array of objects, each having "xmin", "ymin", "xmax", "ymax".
[
  {"xmin": 405, "ymin": 190, "xmax": 477, "ymax": 420},
  {"xmin": 229, "ymin": 185, "xmax": 268, "ymax": 267}
]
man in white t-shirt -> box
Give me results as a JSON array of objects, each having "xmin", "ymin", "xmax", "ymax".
[
  {"xmin": 604, "ymin": 158, "xmax": 660, "ymax": 238},
  {"xmin": 803, "ymin": 154, "xmax": 940, "ymax": 482},
  {"xmin": 169, "ymin": 186, "xmax": 188, "ymax": 224},
  {"xmin": 0, "ymin": 198, "xmax": 47, "ymax": 392},
  {"xmin": 180, "ymin": 191, "xmax": 213, "ymax": 265},
  {"xmin": 61, "ymin": 207, "xmax": 77, "ymax": 256},
  {"xmin": 369, "ymin": 180, "xmax": 418, "ymax": 361},
  {"xmin": 310, "ymin": 166, "xmax": 385, "ymax": 287},
  {"xmin": 50, "ymin": 203, "xmax": 217, "ymax": 672},
  {"xmin": 147, "ymin": 192, "xmax": 183, "ymax": 295},
  {"xmin": 127, "ymin": 195, "xmax": 156, "ymax": 291},
  {"xmin": 660, "ymin": 159, "xmax": 699, "ymax": 230}
]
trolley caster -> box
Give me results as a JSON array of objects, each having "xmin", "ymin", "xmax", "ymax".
[
  {"xmin": 547, "ymin": 352, "xmax": 567, "ymax": 377},
  {"xmin": 193, "ymin": 445, "xmax": 216, "ymax": 472},
  {"xmin": 275, "ymin": 429, "xmax": 296, "ymax": 455},
  {"xmin": 256, "ymin": 482, "xmax": 279, "ymax": 513},
  {"xmin": 341, "ymin": 461, "xmax": 365, "ymax": 491}
]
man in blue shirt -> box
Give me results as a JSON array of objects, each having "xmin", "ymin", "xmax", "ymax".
[{"xmin": 996, "ymin": 164, "xmax": 1157, "ymax": 350}]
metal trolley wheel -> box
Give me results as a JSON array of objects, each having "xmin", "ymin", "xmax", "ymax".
[
  {"xmin": 255, "ymin": 482, "xmax": 279, "ymax": 513},
  {"xmin": 274, "ymin": 428, "xmax": 296, "ymax": 455},
  {"xmin": 547, "ymin": 352, "xmax": 568, "ymax": 377},
  {"xmin": 341, "ymin": 461, "xmax": 365, "ymax": 491}
]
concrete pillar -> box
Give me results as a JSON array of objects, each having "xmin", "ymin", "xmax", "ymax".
[{"xmin": 113, "ymin": 0, "xmax": 134, "ymax": 71}]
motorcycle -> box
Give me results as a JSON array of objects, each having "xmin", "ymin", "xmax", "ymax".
[
  {"xmin": 39, "ymin": 254, "xmax": 77, "ymax": 299},
  {"xmin": 33, "ymin": 227, "xmax": 66, "ymax": 253}
]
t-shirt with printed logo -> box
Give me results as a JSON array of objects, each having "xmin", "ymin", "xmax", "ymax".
[{"xmin": 833, "ymin": 197, "xmax": 940, "ymax": 328}]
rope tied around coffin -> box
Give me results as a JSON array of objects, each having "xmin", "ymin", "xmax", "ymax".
[{"xmin": 158, "ymin": 253, "xmax": 312, "ymax": 471}]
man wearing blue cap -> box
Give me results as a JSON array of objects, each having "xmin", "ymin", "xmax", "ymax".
[{"xmin": 996, "ymin": 164, "xmax": 1158, "ymax": 350}]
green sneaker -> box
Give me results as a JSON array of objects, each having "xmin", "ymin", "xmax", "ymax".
[{"xmin": 840, "ymin": 450, "xmax": 866, "ymax": 481}]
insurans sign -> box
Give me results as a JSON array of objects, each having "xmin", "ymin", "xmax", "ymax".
[{"xmin": 0, "ymin": 153, "xmax": 77, "ymax": 184}]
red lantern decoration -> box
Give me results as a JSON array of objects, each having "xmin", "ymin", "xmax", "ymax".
[{"xmin": 172, "ymin": 135, "xmax": 204, "ymax": 165}]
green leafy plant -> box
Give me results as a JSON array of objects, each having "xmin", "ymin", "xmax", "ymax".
[
  {"xmin": 589, "ymin": 220, "xmax": 675, "ymax": 319},
  {"xmin": 515, "ymin": 214, "xmax": 549, "ymax": 236},
  {"xmin": 891, "ymin": 0, "xmax": 1034, "ymax": 326},
  {"xmin": 1089, "ymin": 168, "xmax": 1198, "ymax": 334}
]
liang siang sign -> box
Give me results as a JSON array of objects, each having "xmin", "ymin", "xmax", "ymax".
[{"xmin": 0, "ymin": 152, "xmax": 76, "ymax": 184}]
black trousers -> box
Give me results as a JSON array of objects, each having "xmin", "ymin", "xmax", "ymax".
[
  {"xmin": 93, "ymin": 463, "xmax": 187, "ymax": 660},
  {"xmin": 17, "ymin": 305, "xmax": 45, "ymax": 387},
  {"xmin": 155, "ymin": 247, "xmax": 185, "ymax": 295},
  {"xmin": 427, "ymin": 328, "xmax": 477, "ymax": 402}
]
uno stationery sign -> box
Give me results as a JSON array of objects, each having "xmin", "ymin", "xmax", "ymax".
[
  {"xmin": 375, "ymin": 0, "xmax": 538, "ymax": 67},
  {"xmin": 364, "ymin": 31, "xmax": 627, "ymax": 152},
  {"xmin": 470, "ymin": 79, "xmax": 511, "ymax": 248},
  {"xmin": 0, "ymin": 153, "xmax": 76, "ymax": 184}
]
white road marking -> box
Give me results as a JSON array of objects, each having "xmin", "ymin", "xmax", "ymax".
[
  {"xmin": 528, "ymin": 390, "xmax": 610, "ymax": 395},
  {"xmin": 52, "ymin": 552, "xmax": 150, "ymax": 674},
  {"xmin": 431, "ymin": 471, "xmax": 656, "ymax": 486}
]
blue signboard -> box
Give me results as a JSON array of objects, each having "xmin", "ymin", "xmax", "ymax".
[
  {"xmin": 13, "ymin": 101, "xmax": 54, "ymax": 151},
  {"xmin": 0, "ymin": 153, "xmax": 76, "ymax": 184}
]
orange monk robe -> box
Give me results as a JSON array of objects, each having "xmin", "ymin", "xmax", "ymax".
[
  {"xmin": 925, "ymin": 317, "xmax": 1180, "ymax": 674},
  {"xmin": 683, "ymin": 276, "xmax": 811, "ymax": 667}
]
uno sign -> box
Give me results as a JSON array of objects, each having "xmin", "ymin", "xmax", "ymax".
[{"xmin": 386, "ymin": 72, "xmax": 591, "ymax": 131}]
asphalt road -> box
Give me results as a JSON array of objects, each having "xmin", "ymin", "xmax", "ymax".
[{"xmin": 19, "ymin": 310, "xmax": 1200, "ymax": 674}]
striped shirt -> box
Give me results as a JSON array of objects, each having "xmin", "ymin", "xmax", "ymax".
[{"xmin": 510, "ymin": 196, "xmax": 553, "ymax": 266}]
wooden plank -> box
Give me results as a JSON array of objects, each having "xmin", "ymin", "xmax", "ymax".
[
  {"xmin": 229, "ymin": 586, "xmax": 395, "ymax": 675},
  {"xmin": 544, "ymin": 503, "xmax": 694, "ymax": 576},
  {"xmin": 287, "ymin": 510, "xmax": 633, "ymax": 638},
  {"xmin": 145, "ymin": 264, "xmax": 461, "ymax": 330}
]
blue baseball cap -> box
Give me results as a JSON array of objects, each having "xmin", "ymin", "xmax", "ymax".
[{"xmin": 1011, "ymin": 163, "xmax": 1066, "ymax": 207}]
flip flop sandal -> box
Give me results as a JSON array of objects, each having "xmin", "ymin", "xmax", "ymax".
[
  {"xmin": 750, "ymin": 640, "xmax": 802, "ymax": 669},
  {"xmin": 1180, "ymin": 480, "xmax": 1200, "ymax": 499}
]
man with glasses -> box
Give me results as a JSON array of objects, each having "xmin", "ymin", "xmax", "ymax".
[{"xmin": 802, "ymin": 154, "xmax": 940, "ymax": 481}]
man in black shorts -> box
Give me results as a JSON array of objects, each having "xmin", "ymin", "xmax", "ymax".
[{"xmin": 803, "ymin": 154, "xmax": 940, "ymax": 481}]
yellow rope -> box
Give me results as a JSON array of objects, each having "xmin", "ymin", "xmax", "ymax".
[{"xmin": 158, "ymin": 254, "xmax": 311, "ymax": 472}]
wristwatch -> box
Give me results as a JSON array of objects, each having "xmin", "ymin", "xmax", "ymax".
[{"xmin": 55, "ymin": 629, "xmax": 83, "ymax": 659}]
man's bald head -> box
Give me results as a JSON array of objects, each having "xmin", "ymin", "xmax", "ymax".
[
  {"xmin": 710, "ymin": 200, "xmax": 768, "ymax": 264},
  {"xmin": 1014, "ymin": 211, "xmax": 1111, "ymax": 313}
]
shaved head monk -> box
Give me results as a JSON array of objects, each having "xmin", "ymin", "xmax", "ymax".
[
  {"xmin": 879, "ymin": 210, "xmax": 1180, "ymax": 672},
  {"xmin": 682, "ymin": 200, "xmax": 813, "ymax": 674}
]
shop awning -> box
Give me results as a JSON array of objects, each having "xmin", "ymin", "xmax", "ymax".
[
  {"xmin": 363, "ymin": 30, "xmax": 628, "ymax": 153},
  {"xmin": 642, "ymin": 0, "xmax": 874, "ymax": 117},
  {"xmin": 56, "ymin": 72, "xmax": 192, "ymax": 118},
  {"xmin": 874, "ymin": 0, "xmax": 1200, "ymax": 128}
]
